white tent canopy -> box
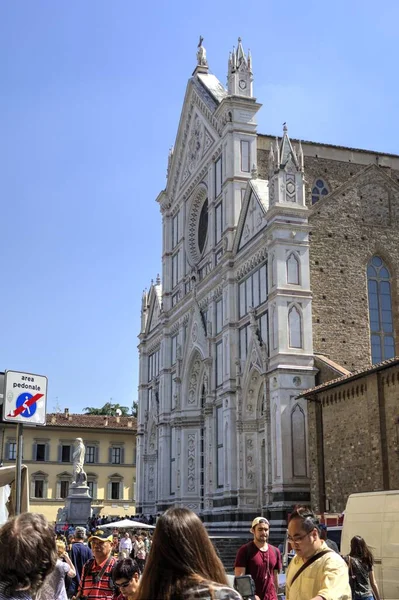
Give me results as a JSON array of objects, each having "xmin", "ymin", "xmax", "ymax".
[{"xmin": 104, "ymin": 518, "xmax": 155, "ymax": 529}]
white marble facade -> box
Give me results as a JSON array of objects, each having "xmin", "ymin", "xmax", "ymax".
[{"xmin": 137, "ymin": 40, "xmax": 314, "ymax": 533}]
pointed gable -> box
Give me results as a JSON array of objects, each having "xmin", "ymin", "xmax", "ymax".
[
  {"xmin": 164, "ymin": 73, "xmax": 226, "ymax": 202},
  {"xmin": 234, "ymin": 178, "xmax": 269, "ymax": 253},
  {"xmin": 146, "ymin": 283, "xmax": 162, "ymax": 334}
]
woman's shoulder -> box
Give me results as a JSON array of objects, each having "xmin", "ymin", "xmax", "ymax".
[{"xmin": 183, "ymin": 582, "xmax": 242, "ymax": 600}]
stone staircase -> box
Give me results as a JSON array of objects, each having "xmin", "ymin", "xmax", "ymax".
[{"xmin": 210, "ymin": 536, "xmax": 251, "ymax": 573}]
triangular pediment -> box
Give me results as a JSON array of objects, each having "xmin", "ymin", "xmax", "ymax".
[
  {"xmin": 234, "ymin": 179, "xmax": 269, "ymax": 254},
  {"xmin": 178, "ymin": 110, "xmax": 216, "ymax": 191},
  {"xmin": 165, "ymin": 76, "xmax": 224, "ymax": 201},
  {"xmin": 309, "ymin": 163, "xmax": 399, "ymax": 227}
]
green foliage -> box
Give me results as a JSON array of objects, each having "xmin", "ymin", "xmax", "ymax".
[{"xmin": 83, "ymin": 402, "xmax": 130, "ymax": 416}]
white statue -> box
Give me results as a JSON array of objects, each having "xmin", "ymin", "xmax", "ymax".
[
  {"xmin": 72, "ymin": 437, "xmax": 87, "ymax": 485},
  {"xmin": 196, "ymin": 36, "xmax": 208, "ymax": 67}
]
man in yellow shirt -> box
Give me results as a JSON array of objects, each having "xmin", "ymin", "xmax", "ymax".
[{"xmin": 285, "ymin": 508, "xmax": 351, "ymax": 600}]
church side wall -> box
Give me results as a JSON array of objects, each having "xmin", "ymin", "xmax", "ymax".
[
  {"xmin": 308, "ymin": 172, "xmax": 399, "ymax": 371},
  {"xmin": 308, "ymin": 364, "xmax": 399, "ymax": 513}
]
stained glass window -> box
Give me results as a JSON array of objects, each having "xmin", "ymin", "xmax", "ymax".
[
  {"xmin": 311, "ymin": 178, "xmax": 329, "ymax": 205},
  {"xmin": 367, "ymin": 256, "xmax": 395, "ymax": 364}
]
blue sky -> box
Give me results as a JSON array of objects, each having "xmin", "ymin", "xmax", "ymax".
[{"xmin": 1, "ymin": 0, "xmax": 398, "ymax": 414}]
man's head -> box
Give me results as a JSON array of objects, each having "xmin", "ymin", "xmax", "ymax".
[
  {"xmin": 112, "ymin": 558, "xmax": 140, "ymax": 598},
  {"xmin": 0, "ymin": 512, "xmax": 57, "ymax": 595},
  {"xmin": 88, "ymin": 529, "xmax": 113, "ymax": 564},
  {"xmin": 287, "ymin": 507, "xmax": 321, "ymax": 561},
  {"xmin": 250, "ymin": 516, "xmax": 270, "ymax": 546},
  {"xmin": 74, "ymin": 526, "xmax": 86, "ymax": 541},
  {"xmin": 75, "ymin": 437, "xmax": 83, "ymax": 446}
]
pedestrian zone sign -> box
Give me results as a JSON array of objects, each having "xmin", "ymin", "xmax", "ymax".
[{"xmin": 3, "ymin": 370, "xmax": 48, "ymax": 426}]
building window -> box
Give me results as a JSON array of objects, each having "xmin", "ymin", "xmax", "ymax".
[
  {"xmin": 148, "ymin": 349, "xmax": 160, "ymax": 381},
  {"xmin": 239, "ymin": 324, "xmax": 249, "ymax": 362},
  {"xmin": 8, "ymin": 442, "xmax": 16, "ymax": 460},
  {"xmin": 287, "ymin": 253, "xmax": 300, "ymax": 285},
  {"xmin": 215, "ymin": 298, "xmax": 223, "ymax": 334},
  {"xmin": 31, "ymin": 472, "xmax": 48, "ymax": 499},
  {"xmin": 111, "ymin": 482, "xmax": 120, "ymax": 500},
  {"xmin": 34, "ymin": 443, "xmax": 48, "ymax": 462},
  {"xmin": 311, "ymin": 178, "xmax": 329, "ymax": 204},
  {"xmin": 215, "ymin": 201, "xmax": 223, "ymax": 244},
  {"xmin": 172, "ymin": 211, "xmax": 179, "ymax": 249},
  {"xmin": 172, "ymin": 252, "xmax": 179, "ymax": 288},
  {"xmin": 60, "ymin": 480, "xmax": 69, "ymax": 499},
  {"xmin": 216, "ymin": 341, "xmax": 223, "ymax": 387},
  {"xmin": 87, "ymin": 476, "xmax": 98, "ymax": 500},
  {"xmin": 61, "ymin": 445, "xmax": 71, "ymax": 462},
  {"xmin": 171, "ymin": 334, "xmax": 178, "ymax": 365},
  {"xmin": 111, "ymin": 447, "xmax": 122, "ymax": 464},
  {"xmin": 108, "ymin": 475, "xmax": 123, "ymax": 500},
  {"xmin": 367, "ymin": 256, "xmax": 395, "ymax": 364},
  {"xmin": 216, "ymin": 406, "xmax": 224, "ymax": 487},
  {"xmin": 240, "ymin": 140, "xmax": 250, "ymax": 172},
  {"xmin": 215, "ymin": 157, "xmax": 222, "ymax": 197},
  {"xmin": 288, "ymin": 305, "xmax": 302, "ymax": 348},
  {"xmin": 85, "ymin": 446, "xmax": 96, "ymax": 464},
  {"xmin": 238, "ymin": 263, "xmax": 267, "ymax": 318},
  {"xmin": 87, "ymin": 481, "xmax": 95, "ymax": 498},
  {"xmin": 198, "ymin": 199, "xmax": 209, "ymax": 255},
  {"xmin": 35, "ymin": 480, "xmax": 44, "ymax": 498}
]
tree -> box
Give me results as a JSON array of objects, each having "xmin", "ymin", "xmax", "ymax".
[{"xmin": 83, "ymin": 402, "xmax": 130, "ymax": 416}]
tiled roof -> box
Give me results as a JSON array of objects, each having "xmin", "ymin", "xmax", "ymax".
[
  {"xmin": 299, "ymin": 356, "xmax": 399, "ymax": 398},
  {"xmin": 44, "ymin": 412, "xmax": 137, "ymax": 431}
]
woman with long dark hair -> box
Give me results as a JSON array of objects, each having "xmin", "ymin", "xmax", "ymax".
[
  {"xmin": 135, "ymin": 507, "xmax": 243, "ymax": 600},
  {"xmin": 345, "ymin": 536, "xmax": 381, "ymax": 600}
]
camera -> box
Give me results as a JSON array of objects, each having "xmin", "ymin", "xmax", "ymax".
[{"xmin": 234, "ymin": 575, "xmax": 256, "ymax": 600}]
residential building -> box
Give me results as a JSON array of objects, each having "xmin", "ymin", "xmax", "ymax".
[{"xmin": 0, "ymin": 409, "xmax": 137, "ymax": 523}]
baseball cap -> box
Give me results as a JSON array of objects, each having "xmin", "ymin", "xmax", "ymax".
[
  {"xmin": 88, "ymin": 529, "xmax": 113, "ymax": 542},
  {"xmin": 251, "ymin": 517, "xmax": 269, "ymax": 529}
]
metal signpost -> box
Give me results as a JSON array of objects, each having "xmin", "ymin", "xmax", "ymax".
[{"xmin": 2, "ymin": 370, "xmax": 48, "ymax": 514}]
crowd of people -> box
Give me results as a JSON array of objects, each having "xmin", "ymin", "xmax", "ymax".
[{"xmin": 0, "ymin": 506, "xmax": 380, "ymax": 600}]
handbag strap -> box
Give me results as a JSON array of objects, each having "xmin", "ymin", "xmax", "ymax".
[{"xmin": 289, "ymin": 550, "xmax": 331, "ymax": 587}]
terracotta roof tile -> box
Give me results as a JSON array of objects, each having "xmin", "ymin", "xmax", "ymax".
[
  {"xmin": 299, "ymin": 356, "xmax": 399, "ymax": 397},
  {"xmin": 45, "ymin": 412, "xmax": 137, "ymax": 431}
]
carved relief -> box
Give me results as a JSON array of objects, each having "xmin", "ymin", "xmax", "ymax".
[
  {"xmin": 245, "ymin": 436, "xmax": 255, "ymax": 488},
  {"xmin": 187, "ymin": 433, "xmax": 196, "ymax": 492},
  {"xmin": 188, "ymin": 357, "xmax": 201, "ymax": 405}
]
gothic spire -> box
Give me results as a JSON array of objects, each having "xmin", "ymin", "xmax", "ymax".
[
  {"xmin": 279, "ymin": 123, "xmax": 299, "ymax": 169},
  {"xmin": 227, "ymin": 37, "xmax": 253, "ymax": 96}
]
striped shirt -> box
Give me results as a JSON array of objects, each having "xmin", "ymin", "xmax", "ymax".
[{"xmin": 78, "ymin": 556, "xmax": 117, "ymax": 599}]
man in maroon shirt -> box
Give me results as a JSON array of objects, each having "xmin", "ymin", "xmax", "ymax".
[
  {"xmin": 234, "ymin": 517, "xmax": 281, "ymax": 600},
  {"xmin": 73, "ymin": 530, "xmax": 116, "ymax": 600}
]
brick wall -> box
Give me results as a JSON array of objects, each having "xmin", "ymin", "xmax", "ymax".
[{"xmin": 308, "ymin": 363, "xmax": 399, "ymax": 513}]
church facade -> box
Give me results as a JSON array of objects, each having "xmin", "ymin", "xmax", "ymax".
[{"xmin": 136, "ymin": 39, "xmax": 399, "ymax": 534}]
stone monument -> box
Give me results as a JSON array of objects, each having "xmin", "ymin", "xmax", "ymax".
[{"xmin": 64, "ymin": 437, "xmax": 92, "ymax": 526}]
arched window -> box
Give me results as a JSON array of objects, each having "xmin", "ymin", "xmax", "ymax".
[
  {"xmin": 367, "ymin": 256, "xmax": 395, "ymax": 364},
  {"xmin": 311, "ymin": 178, "xmax": 329, "ymax": 205},
  {"xmin": 198, "ymin": 198, "xmax": 208, "ymax": 255},
  {"xmin": 287, "ymin": 253, "xmax": 300, "ymax": 284},
  {"xmin": 291, "ymin": 404, "xmax": 307, "ymax": 477},
  {"xmin": 288, "ymin": 305, "xmax": 302, "ymax": 348}
]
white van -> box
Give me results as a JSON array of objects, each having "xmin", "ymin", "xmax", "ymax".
[{"xmin": 341, "ymin": 490, "xmax": 399, "ymax": 600}]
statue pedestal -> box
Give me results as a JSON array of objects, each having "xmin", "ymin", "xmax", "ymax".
[{"xmin": 65, "ymin": 484, "xmax": 92, "ymax": 527}]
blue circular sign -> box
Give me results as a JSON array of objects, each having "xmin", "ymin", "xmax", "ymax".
[{"xmin": 16, "ymin": 392, "xmax": 37, "ymax": 418}]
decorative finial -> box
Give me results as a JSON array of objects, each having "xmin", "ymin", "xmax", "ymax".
[
  {"xmin": 196, "ymin": 35, "xmax": 208, "ymax": 67},
  {"xmin": 283, "ymin": 122, "xmax": 288, "ymax": 133},
  {"xmin": 251, "ymin": 164, "xmax": 258, "ymax": 179},
  {"xmin": 238, "ymin": 36, "xmax": 242, "ymax": 43},
  {"xmin": 156, "ymin": 273, "xmax": 161, "ymax": 285}
]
